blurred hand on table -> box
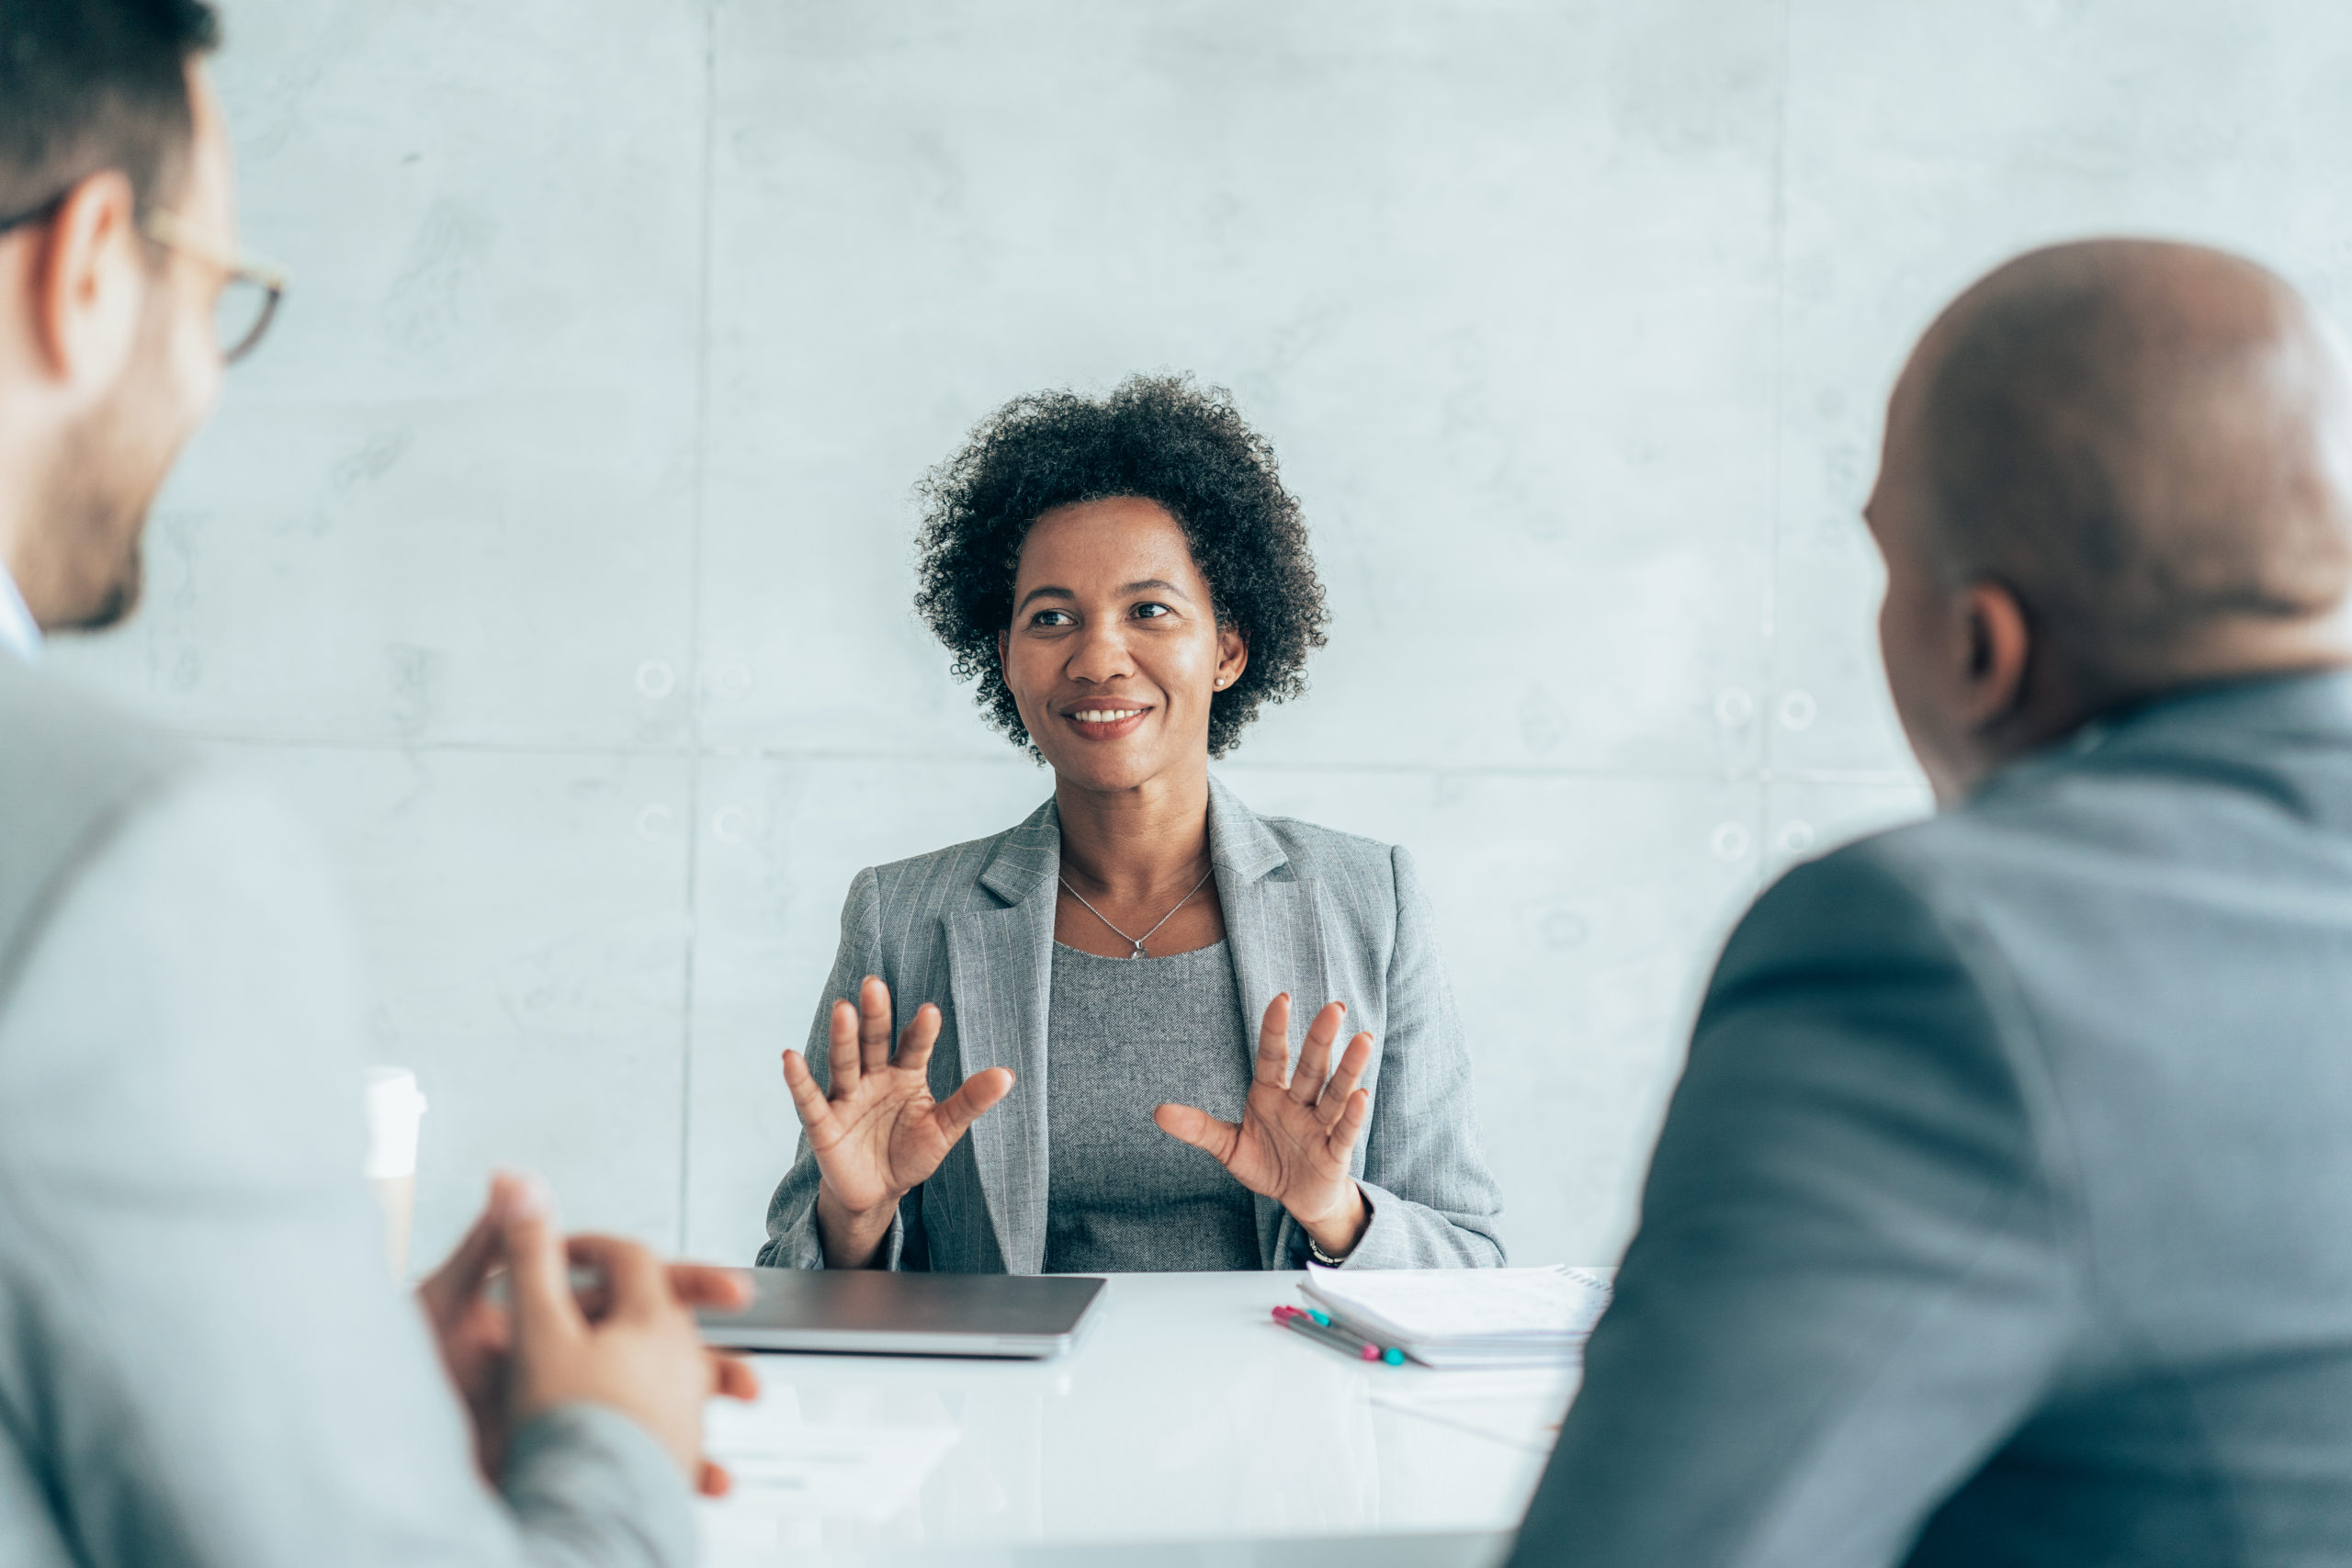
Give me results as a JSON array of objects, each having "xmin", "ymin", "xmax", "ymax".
[{"xmin": 417, "ymin": 1171, "xmax": 759, "ymax": 1495}]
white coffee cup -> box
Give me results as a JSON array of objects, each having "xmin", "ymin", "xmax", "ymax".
[{"xmin": 364, "ymin": 1066, "xmax": 429, "ymax": 1280}]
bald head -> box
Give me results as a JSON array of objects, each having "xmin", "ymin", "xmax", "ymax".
[
  {"xmin": 1906, "ymin": 240, "xmax": 2352, "ymax": 680},
  {"xmin": 1869, "ymin": 239, "xmax": 2352, "ymax": 802}
]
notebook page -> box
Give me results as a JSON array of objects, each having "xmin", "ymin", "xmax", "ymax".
[{"xmin": 1302, "ymin": 1264, "xmax": 1614, "ymax": 1343}]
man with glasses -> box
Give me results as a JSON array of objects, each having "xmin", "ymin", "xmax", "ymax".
[{"xmin": 0, "ymin": 5, "xmax": 747, "ymax": 1564}]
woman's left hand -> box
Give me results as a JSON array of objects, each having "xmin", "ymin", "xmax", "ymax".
[{"xmin": 1155, "ymin": 994, "xmax": 1374, "ymax": 1259}]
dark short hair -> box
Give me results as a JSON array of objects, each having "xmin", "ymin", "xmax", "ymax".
[
  {"xmin": 0, "ymin": 0, "xmax": 220, "ymax": 222},
  {"xmin": 914, "ymin": 374, "xmax": 1330, "ymax": 760}
]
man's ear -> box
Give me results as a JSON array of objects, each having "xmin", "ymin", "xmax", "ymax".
[
  {"xmin": 1957, "ymin": 579, "xmax": 2032, "ymax": 729},
  {"xmin": 30, "ymin": 170, "xmax": 144, "ymax": 389}
]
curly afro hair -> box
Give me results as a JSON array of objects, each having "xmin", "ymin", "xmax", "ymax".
[{"xmin": 914, "ymin": 374, "xmax": 1329, "ymax": 760}]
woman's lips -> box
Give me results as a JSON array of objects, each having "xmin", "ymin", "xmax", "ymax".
[{"xmin": 1063, "ymin": 705, "xmax": 1150, "ymax": 741}]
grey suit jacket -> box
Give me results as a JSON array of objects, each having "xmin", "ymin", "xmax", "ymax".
[
  {"xmin": 0, "ymin": 655, "xmax": 693, "ymax": 1568},
  {"xmin": 761, "ymin": 777, "xmax": 1505, "ymax": 1273},
  {"xmin": 1510, "ymin": 670, "xmax": 2352, "ymax": 1568}
]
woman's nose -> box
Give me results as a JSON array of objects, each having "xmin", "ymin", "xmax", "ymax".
[{"xmin": 1066, "ymin": 620, "xmax": 1136, "ymax": 682}]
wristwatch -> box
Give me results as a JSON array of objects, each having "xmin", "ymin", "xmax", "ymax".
[{"xmin": 1306, "ymin": 1233, "xmax": 1351, "ymax": 1268}]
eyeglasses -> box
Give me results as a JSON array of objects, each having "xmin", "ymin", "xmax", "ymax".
[
  {"xmin": 0, "ymin": 189, "xmax": 288, "ymax": 364},
  {"xmin": 141, "ymin": 208, "xmax": 288, "ymax": 365}
]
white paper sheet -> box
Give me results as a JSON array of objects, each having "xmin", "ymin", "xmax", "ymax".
[{"xmin": 701, "ymin": 1405, "xmax": 959, "ymax": 1523}]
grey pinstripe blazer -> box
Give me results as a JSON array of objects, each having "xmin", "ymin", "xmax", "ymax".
[{"xmin": 759, "ymin": 777, "xmax": 1506, "ymax": 1273}]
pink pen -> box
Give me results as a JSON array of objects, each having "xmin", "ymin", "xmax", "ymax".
[{"xmin": 1272, "ymin": 1304, "xmax": 1385, "ymax": 1361}]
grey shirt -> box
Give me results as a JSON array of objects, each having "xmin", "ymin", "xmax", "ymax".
[{"xmin": 1044, "ymin": 940, "xmax": 1258, "ymax": 1273}]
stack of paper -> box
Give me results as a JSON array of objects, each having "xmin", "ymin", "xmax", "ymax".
[{"xmin": 1300, "ymin": 1264, "xmax": 1614, "ymax": 1369}]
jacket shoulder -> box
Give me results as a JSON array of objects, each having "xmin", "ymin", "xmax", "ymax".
[
  {"xmin": 1713, "ymin": 818, "xmax": 1973, "ymax": 995},
  {"xmin": 0, "ymin": 662, "xmax": 200, "ymax": 986},
  {"xmin": 1719, "ymin": 797, "xmax": 2078, "ymax": 1010},
  {"xmin": 864, "ymin": 822, "xmax": 1028, "ymax": 905},
  {"xmin": 1255, "ymin": 813, "xmax": 1399, "ymax": 876},
  {"xmin": 1785, "ymin": 789, "xmax": 2099, "ymax": 918},
  {"xmin": 0, "ymin": 659, "xmax": 192, "ymax": 796}
]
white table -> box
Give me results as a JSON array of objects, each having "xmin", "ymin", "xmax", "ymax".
[{"xmin": 699, "ymin": 1272, "xmax": 1577, "ymax": 1567}]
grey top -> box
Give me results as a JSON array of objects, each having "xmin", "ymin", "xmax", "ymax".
[
  {"xmin": 1044, "ymin": 940, "xmax": 1258, "ymax": 1273},
  {"xmin": 0, "ymin": 655, "xmax": 692, "ymax": 1568},
  {"xmin": 1510, "ymin": 670, "xmax": 2352, "ymax": 1568},
  {"xmin": 762, "ymin": 777, "xmax": 1505, "ymax": 1274}
]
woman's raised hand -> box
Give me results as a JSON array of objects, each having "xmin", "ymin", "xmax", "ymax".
[
  {"xmin": 782, "ymin": 976, "xmax": 1014, "ymax": 1269},
  {"xmin": 1153, "ymin": 994, "xmax": 1374, "ymax": 1260}
]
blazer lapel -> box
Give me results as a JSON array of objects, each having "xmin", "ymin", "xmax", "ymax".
[
  {"xmin": 1210, "ymin": 776, "xmax": 1330, "ymax": 1059},
  {"xmin": 1206, "ymin": 779, "xmax": 1333, "ymax": 1265},
  {"xmin": 945, "ymin": 797, "xmax": 1060, "ymax": 1276}
]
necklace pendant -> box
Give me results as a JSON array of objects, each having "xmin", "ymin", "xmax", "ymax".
[{"xmin": 1130, "ymin": 941, "xmax": 1148, "ymax": 959}]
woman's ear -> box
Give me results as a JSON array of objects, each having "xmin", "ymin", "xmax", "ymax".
[{"xmin": 1215, "ymin": 624, "xmax": 1248, "ymax": 691}]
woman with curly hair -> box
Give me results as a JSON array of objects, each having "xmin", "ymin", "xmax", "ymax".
[{"xmin": 760, "ymin": 375, "xmax": 1504, "ymax": 1274}]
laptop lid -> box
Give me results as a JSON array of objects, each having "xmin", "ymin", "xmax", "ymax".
[{"xmin": 696, "ymin": 1268, "xmax": 1106, "ymax": 1359}]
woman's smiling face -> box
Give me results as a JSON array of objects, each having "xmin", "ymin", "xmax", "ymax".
[{"xmin": 999, "ymin": 496, "xmax": 1248, "ymax": 795}]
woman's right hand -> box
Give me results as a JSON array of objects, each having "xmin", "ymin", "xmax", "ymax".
[{"xmin": 782, "ymin": 976, "xmax": 1014, "ymax": 1269}]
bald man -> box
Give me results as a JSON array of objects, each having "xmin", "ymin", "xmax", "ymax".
[{"xmin": 1507, "ymin": 239, "xmax": 2352, "ymax": 1568}]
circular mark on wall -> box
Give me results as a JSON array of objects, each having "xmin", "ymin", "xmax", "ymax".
[
  {"xmin": 1715, "ymin": 686, "xmax": 1755, "ymax": 728},
  {"xmin": 718, "ymin": 664, "xmax": 754, "ymax": 699},
  {"xmin": 1777, "ymin": 819, "xmax": 1816, "ymax": 855},
  {"xmin": 1535, "ymin": 907, "xmax": 1590, "ymax": 951},
  {"xmin": 635, "ymin": 660, "xmax": 677, "ymax": 700},
  {"xmin": 636, "ymin": 803, "xmax": 673, "ymax": 840},
  {"xmin": 713, "ymin": 806, "xmax": 750, "ymax": 844},
  {"xmin": 1710, "ymin": 821, "xmax": 1751, "ymax": 861},
  {"xmin": 1778, "ymin": 689, "xmax": 1817, "ymax": 731}
]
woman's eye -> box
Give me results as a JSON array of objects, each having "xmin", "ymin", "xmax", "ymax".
[
  {"xmin": 1032, "ymin": 610, "xmax": 1074, "ymax": 627},
  {"xmin": 1133, "ymin": 603, "xmax": 1171, "ymax": 620}
]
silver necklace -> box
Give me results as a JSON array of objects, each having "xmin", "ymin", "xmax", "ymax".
[{"xmin": 1057, "ymin": 863, "xmax": 1216, "ymax": 959}]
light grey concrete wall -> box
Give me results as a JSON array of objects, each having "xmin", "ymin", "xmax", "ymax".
[{"xmin": 52, "ymin": 0, "xmax": 2352, "ymax": 1267}]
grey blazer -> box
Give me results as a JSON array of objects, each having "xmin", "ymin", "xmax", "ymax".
[
  {"xmin": 1510, "ymin": 670, "xmax": 2352, "ymax": 1568},
  {"xmin": 761, "ymin": 777, "xmax": 1505, "ymax": 1273},
  {"xmin": 0, "ymin": 655, "xmax": 692, "ymax": 1568}
]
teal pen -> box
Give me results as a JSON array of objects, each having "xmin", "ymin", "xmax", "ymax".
[{"xmin": 1272, "ymin": 1305, "xmax": 1408, "ymax": 1365}]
